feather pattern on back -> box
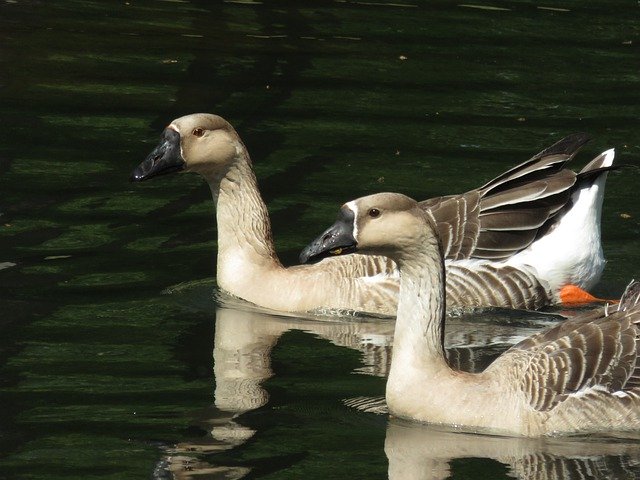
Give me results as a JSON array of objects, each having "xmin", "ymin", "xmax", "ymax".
[{"xmin": 489, "ymin": 280, "xmax": 640, "ymax": 415}]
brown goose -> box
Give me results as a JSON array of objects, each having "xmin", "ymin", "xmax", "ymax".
[
  {"xmin": 130, "ymin": 113, "xmax": 614, "ymax": 316},
  {"xmin": 301, "ymin": 192, "xmax": 640, "ymax": 436}
]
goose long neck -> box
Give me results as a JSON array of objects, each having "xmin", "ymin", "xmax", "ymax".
[
  {"xmin": 393, "ymin": 238, "xmax": 447, "ymax": 369},
  {"xmin": 205, "ymin": 148, "xmax": 281, "ymax": 270}
]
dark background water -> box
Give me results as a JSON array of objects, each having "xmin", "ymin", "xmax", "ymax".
[{"xmin": 1, "ymin": 1, "xmax": 640, "ymax": 478}]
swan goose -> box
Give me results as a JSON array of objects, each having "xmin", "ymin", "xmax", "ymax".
[
  {"xmin": 300, "ymin": 192, "xmax": 640, "ymax": 436},
  {"xmin": 130, "ymin": 113, "xmax": 614, "ymax": 316}
]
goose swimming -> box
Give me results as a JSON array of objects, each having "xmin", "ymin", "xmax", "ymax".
[
  {"xmin": 301, "ymin": 192, "xmax": 640, "ymax": 436},
  {"xmin": 131, "ymin": 113, "xmax": 614, "ymax": 315}
]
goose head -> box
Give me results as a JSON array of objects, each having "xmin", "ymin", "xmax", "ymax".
[
  {"xmin": 130, "ymin": 113, "xmax": 242, "ymax": 181},
  {"xmin": 300, "ymin": 192, "xmax": 436, "ymax": 264}
]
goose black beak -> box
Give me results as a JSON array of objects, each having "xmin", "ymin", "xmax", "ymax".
[
  {"xmin": 130, "ymin": 128, "xmax": 185, "ymax": 182},
  {"xmin": 299, "ymin": 206, "xmax": 357, "ymax": 264}
]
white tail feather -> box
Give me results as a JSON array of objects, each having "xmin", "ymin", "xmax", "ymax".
[{"xmin": 506, "ymin": 149, "xmax": 614, "ymax": 292}]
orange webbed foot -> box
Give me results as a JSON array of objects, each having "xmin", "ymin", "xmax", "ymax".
[{"xmin": 560, "ymin": 284, "xmax": 619, "ymax": 306}]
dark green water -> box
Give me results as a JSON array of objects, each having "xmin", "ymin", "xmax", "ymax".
[{"xmin": 1, "ymin": 1, "xmax": 640, "ymax": 478}]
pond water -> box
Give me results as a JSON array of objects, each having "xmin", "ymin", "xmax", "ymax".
[{"xmin": 1, "ymin": 1, "xmax": 640, "ymax": 479}]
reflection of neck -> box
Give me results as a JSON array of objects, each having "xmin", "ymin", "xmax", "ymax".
[
  {"xmin": 388, "ymin": 230, "xmax": 449, "ymax": 389},
  {"xmin": 202, "ymin": 147, "xmax": 283, "ymax": 292},
  {"xmin": 213, "ymin": 307, "xmax": 280, "ymax": 412}
]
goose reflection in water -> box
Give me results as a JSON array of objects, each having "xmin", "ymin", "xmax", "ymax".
[
  {"xmin": 159, "ymin": 303, "xmax": 391, "ymax": 478},
  {"xmin": 386, "ymin": 419, "xmax": 640, "ymax": 480},
  {"xmin": 158, "ymin": 303, "xmax": 640, "ymax": 479}
]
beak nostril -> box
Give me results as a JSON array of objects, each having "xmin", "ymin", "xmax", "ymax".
[
  {"xmin": 322, "ymin": 233, "xmax": 332, "ymax": 244},
  {"xmin": 150, "ymin": 153, "xmax": 163, "ymax": 167}
]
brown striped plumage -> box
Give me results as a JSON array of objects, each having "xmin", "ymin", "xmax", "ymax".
[
  {"xmin": 488, "ymin": 280, "xmax": 640, "ymax": 424},
  {"xmin": 422, "ymin": 133, "xmax": 590, "ymax": 261}
]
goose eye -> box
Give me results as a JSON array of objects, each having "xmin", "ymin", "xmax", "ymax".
[
  {"xmin": 193, "ymin": 128, "xmax": 204, "ymax": 137},
  {"xmin": 368, "ymin": 208, "xmax": 381, "ymax": 218}
]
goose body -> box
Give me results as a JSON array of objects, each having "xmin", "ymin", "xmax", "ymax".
[
  {"xmin": 301, "ymin": 192, "xmax": 640, "ymax": 436},
  {"xmin": 131, "ymin": 113, "xmax": 614, "ymax": 316}
]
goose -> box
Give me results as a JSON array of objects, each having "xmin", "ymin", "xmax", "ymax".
[
  {"xmin": 130, "ymin": 113, "xmax": 614, "ymax": 316},
  {"xmin": 300, "ymin": 192, "xmax": 640, "ymax": 436}
]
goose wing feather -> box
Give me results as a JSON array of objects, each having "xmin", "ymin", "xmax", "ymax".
[
  {"xmin": 491, "ymin": 281, "xmax": 640, "ymax": 412},
  {"xmin": 579, "ymin": 150, "xmax": 614, "ymax": 174},
  {"xmin": 479, "ymin": 207, "xmax": 554, "ymax": 232},
  {"xmin": 421, "ymin": 134, "xmax": 588, "ymax": 260},
  {"xmin": 479, "ymin": 170, "xmax": 576, "ymax": 211},
  {"xmin": 445, "ymin": 263, "xmax": 551, "ymax": 310},
  {"xmin": 479, "ymin": 132, "xmax": 589, "ymax": 191},
  {"xmin": 474, "ymin": 229, "xmax": 539, "ymax": 254},
  {"xmin": 619, "ymin": 280, "xmax": 640, "ymax": 312},
  {"xmin": 421, "ymin": 191, "xmax": 481, "ymax": 260}
]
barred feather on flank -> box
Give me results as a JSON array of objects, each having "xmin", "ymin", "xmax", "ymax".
[
  {"xmin": 132, "ymin": 114, "xmax": 615, "ymax": 315},
  {"xmin": 445, "ymin": 263, "xmax": 551, "ymax": 310}
]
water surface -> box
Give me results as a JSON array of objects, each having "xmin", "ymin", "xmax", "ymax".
[{"xmin": 1, "ymin": 1, "xmax": 640, "ymax": 478}]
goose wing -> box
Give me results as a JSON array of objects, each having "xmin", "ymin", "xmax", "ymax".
[
  {"xmin": 421, "ymin": 133, "xmax": 589, "ymax": 260},
  {"xmin": 492, "ymin": 281, "xmax": 640, "ymax": 412},
  {"xmin": 444, "ymin": 263, "xmax": 551, "ymax": 310}
]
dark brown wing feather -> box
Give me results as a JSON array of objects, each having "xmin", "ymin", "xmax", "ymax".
[
  {"xmin": 618, "ymin": 279, "xmax": 640, "ymax": 312},
  {"xmin": 421, "ymin": 133, "xmax": 590, "ymax": 260},
  {"xmin": 480, "ymin": 170, "xmax": 576, "ymax": 211},
  {"xmin": 479, "ymin": 132, "xmax": 589, "ymax": 191}
]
